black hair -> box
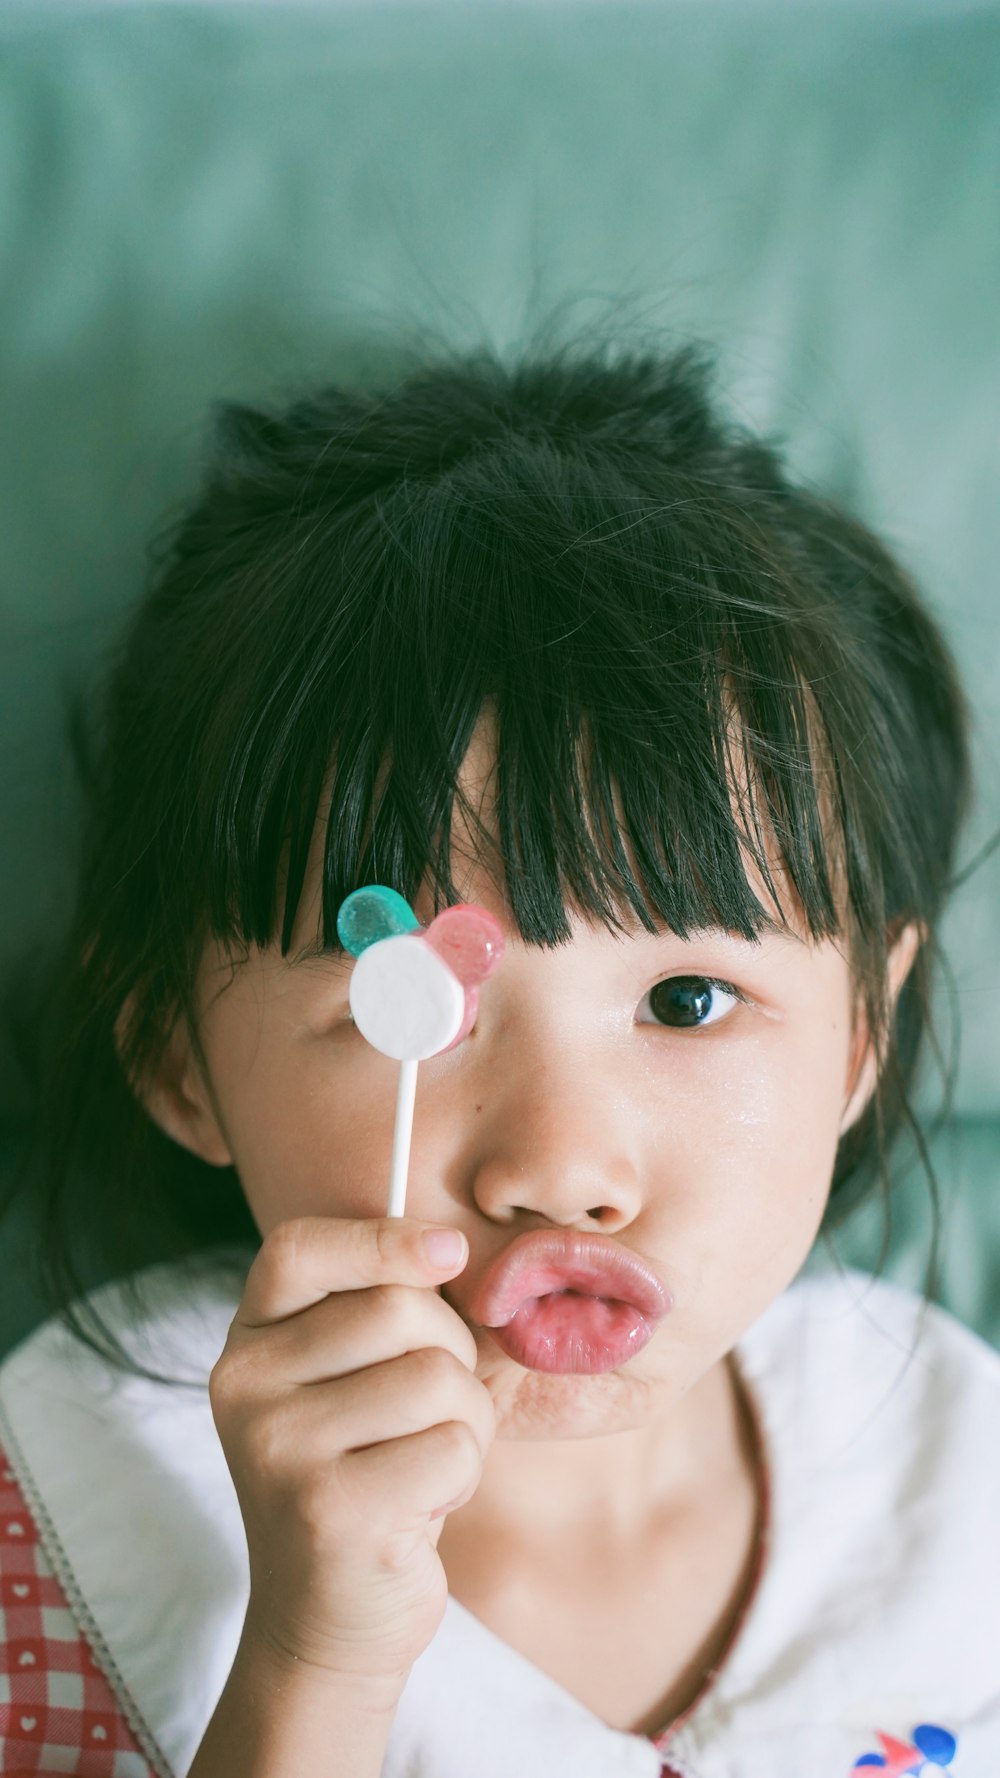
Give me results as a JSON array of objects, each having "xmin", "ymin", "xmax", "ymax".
[{"xmin": 3, "ymin": 318, "xmax": 989, "ymax": 1390}]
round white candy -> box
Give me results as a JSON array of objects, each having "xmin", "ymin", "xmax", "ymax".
[{"xmin": 349, "ymin": 933, "xmax": 466, "ymax": 1061}]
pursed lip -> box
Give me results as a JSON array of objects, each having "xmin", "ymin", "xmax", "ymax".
[{"xmin": 464, "ymin": 1230, "xmax": 673, "ymax": 1329}]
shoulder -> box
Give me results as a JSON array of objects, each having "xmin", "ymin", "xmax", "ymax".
[
  {"xmin": 0, "ymin": 1245, "xmax": 254, "ymax": 1403},
  {"xmin": 697, "ymin": 1266, "xmax": 1000, "ymax": 1757},
  {"xmin": 743, "ymin": 1261, "xmax": 1000, "ymax": 1376},
  {"xmin": 744, "ymin": 1261, "xmax": 1000, "ymax": 1390},
  {"xmin": 735, "ymin": 1262, "xmax": 1000, "ymax": 1498}
]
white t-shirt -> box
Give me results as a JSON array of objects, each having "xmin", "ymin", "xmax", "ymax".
[{"xmin": 0, "ymin": 1252, "xmax": 997, "ymax": 1778}]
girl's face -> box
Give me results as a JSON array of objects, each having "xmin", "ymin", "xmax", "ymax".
[{"xmin": 142, "ymin": 711, "xmax": 919, "ymax": 1506}]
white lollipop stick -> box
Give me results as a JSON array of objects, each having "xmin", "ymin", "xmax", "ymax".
[{"xmin": 388, "ymin": 1057, "xmax": 419, "ymax": 1218}]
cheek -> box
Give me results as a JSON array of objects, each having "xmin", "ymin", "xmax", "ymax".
[
  {"xmin": 198, "ymin": 1004, "xmax": 389, "ymax": 1230},
  {"xmin": 666, "ymin": 1012, "xmax": 852, "ymax": 1267},
  {"xmin": 713, "ymin": 1027, "xmax": 848, "ymax": 1179}
]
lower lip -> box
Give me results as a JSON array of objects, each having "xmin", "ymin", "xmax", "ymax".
[{"xmin": 486, "ymin": 1290, "xmax": 668, "ymax": 1374}]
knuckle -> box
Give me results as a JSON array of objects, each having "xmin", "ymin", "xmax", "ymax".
[
  {"xmin": 372, "ymin": 1217, "xmax": 398, "ymax": 1269},
  {"xmin": 411, "ymin": 1344, "xmax": 460, "ymax": 1395},
  {"xmin": 258, "ymin": 1217, "xmax": 305, "ymax": 1280},
  {"xmin": 295, "ymin": 1470, "xmax": 332, "ymax": 1540},
  {"xmin": 242, "ymin": 1402, "xmax": 294, "ymax": 1482},
  {"xmin": 208, "ymin": 1343, "xmax": 250, "ymax": 1415},
  {"xmin": 434, "ymin": 1417, "xmax": 479, "ymax": 1468},
  {"xmin": 208, "ymin": 1353, "xmax": 232, "ymax": 1410},
  {"xmin": 297, "ymin": 1463, "xmax": 355, "ymax": 1545},
  {"xmin": 210, "ymin": 1331, "xmax": 257, "ymax": 1403},
  {"xmin": 375, "ymin": 1282, "xmax": 413, "ymax": 1343}
]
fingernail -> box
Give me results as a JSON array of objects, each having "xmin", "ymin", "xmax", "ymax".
[{"xmin": 422, "ymin": 1228, "xmax": 466, "ymax": 1267}]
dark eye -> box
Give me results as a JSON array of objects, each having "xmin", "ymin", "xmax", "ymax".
[{"xmin": 636, "ymin": 976, "xmax": 745, "ymax": 1031}]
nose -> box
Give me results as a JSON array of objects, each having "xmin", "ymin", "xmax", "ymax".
[{"xmin": 466, "ymin": 1037, "xmax": 642, "ymax": 1229}]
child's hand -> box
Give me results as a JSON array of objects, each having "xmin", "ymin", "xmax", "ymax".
[{"xmin": 207, "ymin": 1214, "xmax": 495, "ymax": 1701}]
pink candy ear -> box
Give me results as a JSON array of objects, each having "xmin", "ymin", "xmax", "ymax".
[
  {"xmin": 436, "ymin": 984, "xmax": 480, "ymax": 1055},
  {"xmin": 422, "ymin": 905, "xmax": 505, "ymax": 986}
]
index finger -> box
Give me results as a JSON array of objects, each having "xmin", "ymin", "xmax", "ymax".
[{"xmin": 236, "ymin": 1214, "xmax": 469, "ymax": 1328}]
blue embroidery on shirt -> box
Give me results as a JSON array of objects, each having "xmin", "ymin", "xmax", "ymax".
[{"xmin": 850, "ymin": 1721, "xmax": 958, "ymax": 1775}]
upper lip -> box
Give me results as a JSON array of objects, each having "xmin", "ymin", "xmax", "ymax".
[{"xmin": 465, "ymin": 1230, "xmax": 673, "ymax": 1329}]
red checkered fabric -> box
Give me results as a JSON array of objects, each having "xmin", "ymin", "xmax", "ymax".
[{"xmin": 0, "ymin": 1441, "xmax": 156, "ymax": 1776}]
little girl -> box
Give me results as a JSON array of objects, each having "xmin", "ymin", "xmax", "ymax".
[{"xmin": 0, "ymin": 330, "xmax": 997, "ymax": 1778}]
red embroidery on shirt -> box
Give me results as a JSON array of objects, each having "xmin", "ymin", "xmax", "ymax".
[{"xmin": 0, "ymin": 1440, "xmax": 158, "ymax": 1775}]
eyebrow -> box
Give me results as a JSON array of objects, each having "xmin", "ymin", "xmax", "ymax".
[{"xmin": 286, "ymin": 911, "xmax": 805, "ymax": 971}]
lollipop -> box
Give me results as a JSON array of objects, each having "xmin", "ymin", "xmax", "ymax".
[{"xmin": 336, "ymin": 885, "xmax": 505, "ymax": 1217}]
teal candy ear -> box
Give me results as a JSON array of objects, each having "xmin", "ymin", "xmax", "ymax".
[{"xmin": 336, "ymin": 885, "xmax": 421, "ymax": 957}]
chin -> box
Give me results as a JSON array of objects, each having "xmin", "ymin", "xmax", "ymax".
[{"xmin": 487, "ymin": 1361, "xmax": 657, "ymax": 1437}]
